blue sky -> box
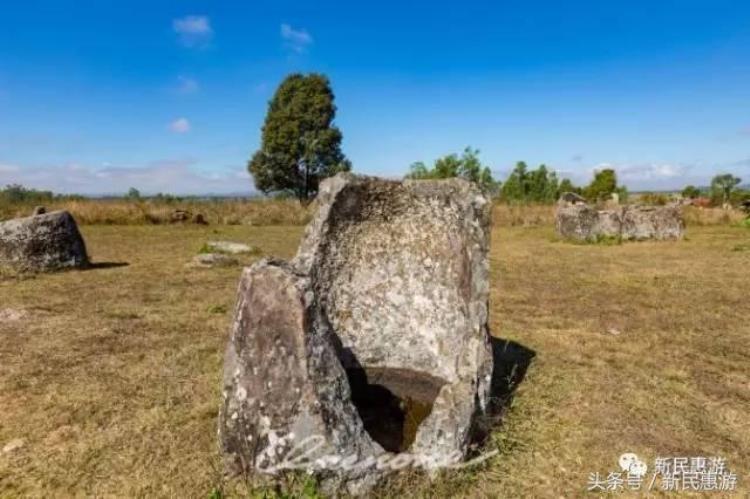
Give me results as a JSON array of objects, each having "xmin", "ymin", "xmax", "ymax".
[{"xmin": 1, "ymin": 0, "xmax": 749, "ymax": 194}]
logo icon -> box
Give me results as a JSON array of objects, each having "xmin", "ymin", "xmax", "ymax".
[{"xmin": 619, "ymin": 453, "xmax": 648, "ymax": 477}]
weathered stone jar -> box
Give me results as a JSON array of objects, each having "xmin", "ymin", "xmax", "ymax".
[
  {"xmin": 0, "ymin": 210, "xmax": 89, "ymax": 272},
  {"xmin": 219, "ymin": 173, "xmax": 494, "ymax": 493},
  {"xmin": 555, "ymin": 194, "xmax": 685, "ymax": 242}
]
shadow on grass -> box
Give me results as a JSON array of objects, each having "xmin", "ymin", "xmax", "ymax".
[
  {"xmin": 84, "ymin": 261, "xmax": 130, "ymax": 270},
  {"xmin": 470, "ymin": 336, "xmax": 536, "ymax": 449},
  {"xmin": 0, "ymin": 261, "xmax": 129, "ymax": 280},
  {"xmin": 489, "ymin": 336, "xmax": 536, "ymax": 411}
]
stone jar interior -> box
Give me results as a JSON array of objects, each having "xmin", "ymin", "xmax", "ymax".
[
  {"xmin": 297, "ymin": 176, "xmax": 492, "ymax": 455},
  {"xmin": 220, "ymin": 173, "xmax": 493, "ymax": 493}
]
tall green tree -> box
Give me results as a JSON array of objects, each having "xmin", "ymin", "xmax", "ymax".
[
  {"xmin": 585, "ymin": 169, "xmax": 618, "ymax": 201},
  {"xmin": 526, "ymin": 164, "xmax": 559, "ymax": 202},
  {"xmin": 500, "ymin": 162, "xmax": 561, "ymax": 203},
  {"xmin": 710, "ymin": 173, "xmax": 741, "ymax": 206},
  {"xmin": 500, "ymin": 161, "xmax": 529, "ymax": 201},
  {"xmin": 248, "ymin": 73, "xmax": 351, "ymax": 202},
  {"xmin": 126, "ymin": 187, "xmax": 141, "ymax": 200}
]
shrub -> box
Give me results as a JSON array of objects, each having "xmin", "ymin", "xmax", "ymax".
[
  {"xmin": 639, "ymin": 193, "xmax": 671, "ymax": 206},
  {"xmin": 681, "ymin": 185, "xmax": 701, "ymax": 199}
]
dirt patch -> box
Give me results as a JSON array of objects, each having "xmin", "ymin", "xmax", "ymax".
[{"xmin": 0, "ymin": 308, "xmax": 27, "ymax": 322}]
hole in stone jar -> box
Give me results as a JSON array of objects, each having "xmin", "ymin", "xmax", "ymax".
[{"xmin": 345, "ymin": 367, "xmax": 446, "ymax": 453}]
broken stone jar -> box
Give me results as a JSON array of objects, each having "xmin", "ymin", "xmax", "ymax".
[{"xmin": 219, "ymin": 173, "xmax": 494, "ymax": 493}]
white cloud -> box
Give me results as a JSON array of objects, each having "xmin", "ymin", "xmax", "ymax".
[
  {"xmin": 583, "ymin": 162, "xmax": 698, "ymax": 190},
  {"xmin": 280, "ymin": 23, "xmax": 313, "ymax": 53},
  {"xmin": 618, "ymin": 163, "xmax": 688, "ymax": 180},
  {"xmin": 176, "ymin": 76, "xmax": 199, "ymax": 95},
  {"xmin": 168, "ymin": 117, "xmax": 191, "ymax": 134},
  {"xmin": 173, "ymin": 15, "xmax": 213, "ymax": 47},
  {"xmin": 0, "ymin": 160, "xmax": 253, "ymax": 195}
]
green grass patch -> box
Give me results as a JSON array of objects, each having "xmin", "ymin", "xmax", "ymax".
[{"xmin": 207, "ymin": 304, "xmax": 228, "ymax": 314}]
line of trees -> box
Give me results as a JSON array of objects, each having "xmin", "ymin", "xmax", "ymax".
[
  {"xmin": 404, "ymin": 153, "xmax": 630, "ymax": 205},
  {"xmin": 405, "ymin": 147, "xmax": 498, "ymax": 193},
  {"xmin": 241, "ymin": 73, "xmax": 632, "ymax": 205},
  {"xmin": 242, "ymin": 73, "xmax": 627, "ymax": 205},
  {"xmin": 499, "ymin": 163, "xmax": 629, "ymax": 204},
  {"xmin": 500, "ymin": 162, "xmax": 558, "ymax": 203},
  {"xmin": 0, "ymin": 184, "xmax": 54, "ymax": 204},
  {"xmin": 243, "ymin": 73, "xmax": 748, "ymax": 211},
  {"xmin": 3, "ymin": 75, "xmax": 746, "ymax": 212},
  {"xmin": 0, "ymin": 184, "xmax": 85, "ymax": 204},
  {"xmin": 681, "ymin": 174, "xmax": 749, "ymax": 208}
]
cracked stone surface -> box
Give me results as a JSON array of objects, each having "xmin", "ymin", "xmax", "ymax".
[
  {"xmin": 219, "ymin": 173, "xmax": 493, "ymax": 493},
  {"xmin": 0, "ymin": 210, "xmax": 89, "ymax": 272}
]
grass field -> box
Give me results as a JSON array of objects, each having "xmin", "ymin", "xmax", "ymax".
[
  {"xmin": 2, "ymin": 196, "xmax": 747, "ymax": 228},
  {"xmin": 1, "ymin": 222, "xmax": 749, "ymax": 497}
]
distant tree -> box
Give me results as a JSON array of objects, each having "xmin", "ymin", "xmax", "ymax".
[
  {"xmin": 500, "ymin": 162, "xmax": 560, "ymax": 203},
  {"xmin": 681, "ymin": 185, "xmax": 701, "ymax": 199},
  {"xmin": 0, "ymin": 184, "xmax": 54, "ymax": 204},
  {"xmin": 558, "ymin": 178, "xmax": 581, "ymax": 197},
  {"xmin": 544, "ymin": 169, "xmax": 560, "ymax": 201},
  {"xmin": 248, "ymin": 73, "xmax": 351, "ymax": 203},
  {"xmin": 479, "ymin": 167, "xmax": 497, "ymax": 194},
  {"xmin": 405, "ymin": 147, "xmax": 498, "ymax": 194},
  {"xmin": 406, "ymin": 161, "xmax": 430, "ymax": 179},
  {"xmin": 153, "ymin": 192, "xmax": 181, "ymax": 203},
  {"xmin": 500, "ymin": 162, "xmax": 529, "ymax": 202},
  {"xmin": 585, "ymin": 169, "xmax": 617, "ymax": 201},
  {"xmin": 639, "ymin": 192, "xmax": 671, "ymax": 206},
  {"xmin": 617, "ymin": 186, "xmax": 629, "ymax": 203},
  {"xmin": 1, "ymin": 184, "xmax": 30, "ymax": 203},
  {"xmin": 526, "ymin": 164, "xmax": 559, "ymax": 203},
  {"xmin": 582, "ymin": 168, "xmax": 628, "ymax": 203},
  {"xmin": 126, "ymin": 187, "xmax": 141, "ymax": 200},
  {"xmin": 729, "ymin": 188, "xmax": 750, "ymax": 209},
  {"xmin": 433, "ymin": 153, "xmax": 463, "ymax": 179},
  {"xmin": 710, "ymin": 174, "xmax": 741, "ymax": 207}
]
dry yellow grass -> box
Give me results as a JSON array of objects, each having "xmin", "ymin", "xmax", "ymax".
[
  {"xmin": 2, "ymin": 198, "xmax": 745, "ymax": 229},
  {"xmin": 492, "ymin": 202, "xmax": 748, "ymax": 228},
  {"xmin": 0, "ymin": 198, "xmax": 313, "ymax": 226},
  {"xmin": 1, "ymin": 221, "xmax": 748, "ymax": 497},
  {"xmin": 682, "ymin": 205, "xmax": 747, "ymax": 226}
]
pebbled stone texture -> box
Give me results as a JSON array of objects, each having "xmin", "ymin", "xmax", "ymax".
[
  {"xmin": 0, "ymin": 210, "xmax": 89, "ymax": 272},
  {"xmin": 219, "ymin": 173, "xmax": 493, "ymax": 493}
]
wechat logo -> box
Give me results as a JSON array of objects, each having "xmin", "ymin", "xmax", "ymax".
[{"xmin": 619, "ymin": 453, "xmax": 648, "ymax": 477}]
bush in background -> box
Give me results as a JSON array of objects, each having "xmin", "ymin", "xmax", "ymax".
[
  {"xmin": 638, "ymin": 192, "xmax": 672, "ymax": 206},
  {"xmin": 0, "ymin": 187, "xmax": 313, "ymax": 226},
  {"xmin": 406, "ymin": 147, "xmax": 499, "ymax": 194},
  {"xmin": 0, "ymin": 184, "xmax": 54, "ymax": 205}
]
